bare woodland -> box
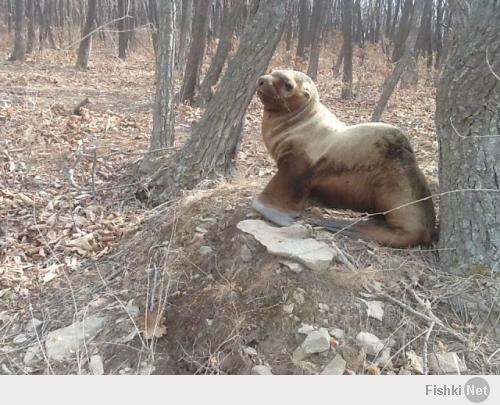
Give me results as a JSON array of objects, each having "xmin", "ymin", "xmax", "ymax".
[{"xmin": 0, "ymin": 0, "xmax": 498, "ymax": 376}]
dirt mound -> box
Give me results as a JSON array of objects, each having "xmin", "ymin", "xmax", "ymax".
[{"xmin": 4, "ymin": 183, "xmax": 498, "ymax": 375}]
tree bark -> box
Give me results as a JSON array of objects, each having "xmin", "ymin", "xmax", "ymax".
[
  {"xmin": 295, "ymin": 0, "xmax": 311, "ymax": 59},
  {"xmin": 436, "ymin": 0, "xmax": 500, "ymax": 275},
  {"xmin": 176, "ymin": 0, "xmax": 193, "ymax": 70},
  {"xmin": 117, "ymin": 0, "xmax": 129, "ymax": 59},
  {"xmin": 26, "ymin": 0, "xmax": 36, "ymax": 53},
  {"xmin": 197, "ymin": 0, "xmax": 245, "ymax": 105},
  {"xmin": 391, "ymin": 0, "xmax": 413, "ymax": 62},
  {"xmin": 9, "ymin": 0, "xmax": 26, "ymax": 61},
  {"xmin": 340, "ymin": 0, "xmax": 353, "ymax": 99},
  {"xmin": 148, "ymin": 0, "xmax": 290, "ymax": 203},
  {"xmin": 371, "ymin": 0, "xmax": 424, "ymax": 121},
  {"xmin": 307, "ymin": 0, "xmax": 327, "ymax": 81},
  {"xmin": 76, "ymin": 0, "xmax": 97, "ymax": 69},
  {"xmin": 149, "ymin": 0, "xmax": 176, "ymax": 150},
  {"xmin": 179, "ymin": 0, "xmax": 211, "ymax": 104}
]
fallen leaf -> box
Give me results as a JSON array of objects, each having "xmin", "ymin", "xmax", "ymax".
[
  {"xmin": 66, "ymin": 233, "xmax": 94, "ymax": 251},
  {"xmin": 143, "ymin": 309, "xmax": 167, "ymax": 340}
]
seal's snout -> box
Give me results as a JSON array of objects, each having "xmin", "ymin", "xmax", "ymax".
[{"xmin": 257, "ymin": 75, "xmax": 272, "ymax": 89}]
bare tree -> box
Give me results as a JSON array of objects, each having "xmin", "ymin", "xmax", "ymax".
[
  {"xmin": 179, "ymin": 0, "xmax": 211, "ymax": 104},
  {"xmin": 197, "ymin": 0, "xmax": 245, "ymax": 105},
  {"xmin": 176, "ymin": 0, "xmax": 193, "ymax": 69},
  {"xmin": 371, "ymin": 0, "xmax": 424, "ymax": 121},
  {"xmin": 76, "ymin": 0, "xmax": 97, "ymax": 69},
  {"xmin": 296, "ymin": 0, "xmax": 311, "ymax": 59},
  {"xmin": 392, "ymin": 0, "xmax": 413, "ymax": 62},
  {"xmin": 436, "ymin": 0, "xmax": 500, "ymax": 274},
  {"xmin": 8, "ymin": 0, "xmax": 26, "ymax": 61},
  {"xmin": 149, "ymin": 0, "xmax": 176, "ymax": 150},
  {"xmin": 341, "ymin": 0, "xmax": 354, "ymax": 99},
  {"xmin": 149, "ymin": 0, "xmax": 290, "ymax": 203},
  {"xmin": 118, "ymin": 0, "xmax": 129, "ymax": 59},
  {"xmin": 307, "ymin": 0, "xmax": 327, "ymax": 81},
  {"xmin": 26, "ymin": 0, "xmax": 36, "ymax": 53}
]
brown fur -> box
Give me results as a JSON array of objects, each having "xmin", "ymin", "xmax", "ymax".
[{"xmin": 252, "ymin": 70, "xmax": 436, "ymax": 248}]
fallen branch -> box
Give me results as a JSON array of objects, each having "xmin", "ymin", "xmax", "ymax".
[{"xmin": 375, "ymin": 292, "xmax": 467, "ymax": 343}]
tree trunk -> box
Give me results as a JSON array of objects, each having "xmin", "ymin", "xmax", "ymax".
[
  {"xmin": 176, "ymin": 0, "xmax": 193, "ymax": 70},
  {"xmin": 118, "ymin": 0, "xmax": 129, "ymax": 59},
  {"xmin": 434, "ymin": 0, "xmax": 444, "ymax": 69},
  {"xmin": 436, "ymin": 0, "xmax": 500, "ymax": 275},
  {"xmin": 371, "ymin": 0, "xmax": 424, "ymax": 121},
  {"xmin": 147, "ymin": 0, "xmax": 158, "ymax": 53},
  {"xmin": 148, "ymin": 0, "xmax": 290, "ymax": 203},
  {"xmin": 295, "ymin": 0, "xmax": 311, "ymax": 59},
  {"xmin": 179, "ymin": 0, "xmax": 211, "ymax": 104},
  {"xmin": 340, "ymin": 0, "xmax": 353, "ymax": 99},
  {"xmin": 197, "ymin": 0, "xmax": 245, "ymax": 105},
  {"xmin": 391, "ymin": 0, "xmax": 413, "ymax": 62},
  {"xmin": 26, "ymin": 0, "xmax": 36, "ymax": 53},
  {"xmin": 149, "ymin": 0, "xmax": 176, "ymax": 150},
  {"xmin": 307, "ymin": 0, "xmax": 327, "ymax": 81},
  {"xmin": 9, "ymin": 0, "xmax": 26, "ymax": 61},
  {"xmin": 76, "ymin": 0, "xmax": 97, "ymax": 69}
]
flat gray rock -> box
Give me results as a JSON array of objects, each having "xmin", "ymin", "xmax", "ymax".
[
  {"xmin": 89, "ymin": 355, "xmax": 104, "ymax": 375},
  {"xmin": 302, "ymin": 328, "xmax": 331, "ymax": 354},
  {"xmin": 45, "ymin": 316, "xmax": 107, "ymax": 361},
  {"xmin": 251, "ymin": 365, "xmax": 273, "ymax": 375},
  {"xmin": 321, "ymin": 354, "xmax": 346, "ymax": 375},
  {"xmin": 237, "ymin": 220, "xmax": 335, "ymax": 271},
  {"xmin": 428, "ymin": 352, "xmax": 467, "ymax": 374},
  {"xmin": 356, "ymin": 331, "xmax": 384, "ymax": 357}
]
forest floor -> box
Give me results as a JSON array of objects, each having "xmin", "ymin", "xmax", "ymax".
[{"xmin": 1, "ymin": 36, "xmax": 498, "ymax": 375}]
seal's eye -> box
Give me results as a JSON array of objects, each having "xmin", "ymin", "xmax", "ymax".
[{"xmin": 284, "ymin": 82, "xmax": 294, "ymax": 92}]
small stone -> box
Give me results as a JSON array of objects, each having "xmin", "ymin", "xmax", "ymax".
[
  {"xmin": 321, "ymin": 354, "xmax": 346, "ymax": 375},
  {"xmin": 125, "ymin": 300, "xmax": 140, "ymax": 318},
  {"xmin": 301, "ymin": 328, "xmax": 331, "ymax": 354},
  {"xmin": 26, "ymin": 318, "xmax": 43, "ymax": 333},
  {"xmin": 375, "ymin": 347, "xmax": 392, "ymax": 368},
  {"xmin": 280, "ymin": 260, "xmax": 304, "ymax": 274},
  {"xmin": 356, "ymin": 332, "xmax": 384, "ymax": 357},
  {"xmin": 45, "ymin": 316, "xmax": 107, "ymax": 361},
  {"xmin": 406, "ymin": 350, "xmax": 424, "ymax": 374},
  {"xmin": 13, "ymin": 334, "xmax": 28, "ymax": 344},
  {"xmin": 240, "ymin": 245, "xmax": 253, "ymax": 262},
  {"xmin": 364, "ymin": 300, "xmax": 385, "ymax": 321},
  {"xmin": 328, "ymin": 328, "xmax": 345, "ymax": 340},
  {"xmin": 23, "ymin": 345, "xmax": 41, "ymax": 365},
  {"xmin": 292, "ymin": 346, "xmax": 308, "ymax": 362},
  {"xmin": 199, "ymin": 245, "xmax": 213, "ymax": 256},
  {"xmin": 297, "ymin": 324, "xmax": 315, "ymax": 335},
  {"xmin": 318, "ymin": 303, "xmax": 330, "ymax": 312},
  {"xmin": 428, "ymin": 352, "xmax": 467, "ymax": 374},
  {"xmin": 206, "ymin": 319, "xmax": 213, "ymax": 326},
  {"xmin": 398, "ymin": 368, "xmax": 412, "ymax": 375},
  {"xmin": 195, "ymin": 226, "xmax": 209, "ymax": 234},
  {"xmin": 251, "ymin": 365, "xmax": 272, "ymax": 375},
  {"xmin": 89, "ymin": 355, "xmax": 104, "ymax": 375},
  {"xmin": 293, "ymin": 290, "xmax": 305, "ymax": 305},
  {"xmin": 243, "ymin": 347, "xmax": 258, "ymax": 357},
  {"xmin": 283, "ymin": 303, "xmax": 294, "ymax": 314}
]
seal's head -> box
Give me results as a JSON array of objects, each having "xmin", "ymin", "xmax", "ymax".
[{"xmin": 256, "ymin": 70, "xmax": 318, "ymax": 113}]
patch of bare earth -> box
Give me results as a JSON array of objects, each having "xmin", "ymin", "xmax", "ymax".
[{"xmin": 0, "ymin": 38, "xmax": 497, "ymax": 375}]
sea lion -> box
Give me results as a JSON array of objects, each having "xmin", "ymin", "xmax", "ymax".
[{"xmin": 252, "ymin": 69, "xmax": 435, "ymax": 248}]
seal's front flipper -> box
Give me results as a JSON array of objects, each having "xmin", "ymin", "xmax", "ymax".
[{"xmin": 252, "ymin": 198, "xmax": 297, "ymax": 227}]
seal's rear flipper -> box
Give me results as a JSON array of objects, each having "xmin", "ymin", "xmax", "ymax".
[{"xmin": 310, "ymin": 218, "xmax": 367, "ymax": 239}]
